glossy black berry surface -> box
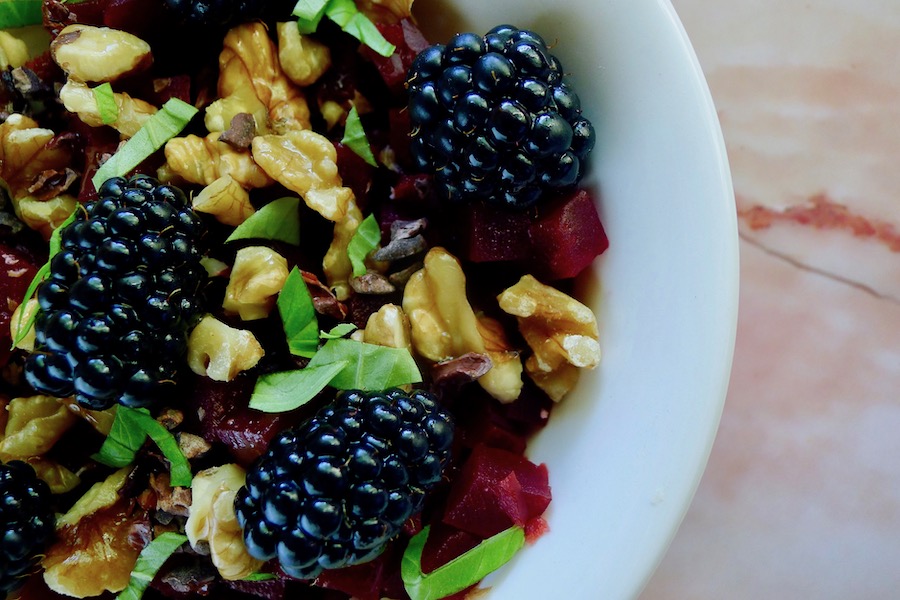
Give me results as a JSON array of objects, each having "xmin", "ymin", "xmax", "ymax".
[
  {"xmin": 235, "ymin": 389, "xmax": 455, "ymax": 579},
  {"xmin": 406, "ymin": 24, "xmax": 596, "ymax": 209},
  {"xmin": 24, "ymin": 175, "xmax": 207, "ymax": 411},
  {"xmin": 0, "ymin": 461, "xmax": 55, "ymax": 595}
]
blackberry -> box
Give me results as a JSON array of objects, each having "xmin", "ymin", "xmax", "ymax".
[
  {"xmin": 406, "ymin": 24, "xmax": 596, "ymax": 209},
  {"xmin": 163, "ymin": 0, "xmax": 291, "ymax": 28},
  {"xmin": 24, "ymin": 175, "xmax": 207, "ymax": 411},
  {"xmin": 235, "ymin": 388, "xmax": 455, "ymax": 579},
  {"xmin": 0, "ymin": 461, "xmax": 55, "ymax": 595}
]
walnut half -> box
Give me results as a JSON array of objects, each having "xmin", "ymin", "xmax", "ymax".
[{"xmin": 187, "ymin": 316, "xmax": 264, "ymax": 382}]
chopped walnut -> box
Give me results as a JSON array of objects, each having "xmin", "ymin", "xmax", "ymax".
[
  {"xmin": 214, "ymin": 22, "xmax": 310, "ymax": 135},
  {"xmin": 186, "ymin": 465, "xmax": 262, "ymax": 581},
  {"xmin": 191, "ymin": 174, "xmax": 255, "ymax": 226},
  {"xmin": 0, "ymin": 31, "xmax": 29, "ymax": 70},
  {"xmin": 251, "ymin": 130, "xmax": 353, "ymax": 222},
  {"xmin": 403, "ymin": 247, "xmax": 523, "ymax": 403},
  {"xmin": 9, "ymin": 297, "xmax": 37, "ymax": 351},
  {"xmin": 277, "ymin": 22, "xmax": 331, "ymax": 87},
  {"xmin": 16, "ymin": 194, "xmax": 79, "ymax": 240},
  {"xmin": 187, "ymin": 315, "xmax": 265, "ymax": 382},
  {"xmin": 164, "ymin": 132, "xmax": 274, "ymax": 189},
  {"xmin": 50, "ymin": 24, "xmax": 153, "ymax": 83},
  {"xmin": 56, "ymin": 467, "xmax": 131, "ymax": 529},
  {"xmin": 26, "ymin": 457, "xmax": 80, "ymax": 494},
  {"xmin": 498, "ymin": 274, "xmax": 601, "ymax": 401},
  {"xmin": 323, "ymin": 194, "xmax": 363, "ymax": 300},
  {"xmin": 0, "ymin": 395, "xmax": 79, "ymax": 460},
  {"xmin": 177, "ymin": 432, "xmax": 213, "ymax": 461},
  {"xmin": 150, "ymin": 472, "xmax": 192, "ymax": 518},
  {"xmin": 223, "ymin": 246, "xmax": 289, "ymax": 320},
  {"xmin": 59, "ymin": 79, "xmax": 158, "ymax": 138},
  {"xmin": 61, "ymin": 400, "xmax": 117, "ymax": 435},
  {"xmin": 360, "ymin": 304, "xmax": 411, "ymax": 349}
]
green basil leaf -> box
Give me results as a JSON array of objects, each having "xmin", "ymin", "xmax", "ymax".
[
  {"xmin": 49, "ymin": 207, "xmax": 78, "ymax": 256},
  {"xmin": 402, "ymin": 525, "xmax": 526, "ymax": 600},
  {"xmin": 292, "ymin": 0, "xmax": 329, "ymax": 33},
  {"xmin": 226, "ymin": 196, "xmax": 301, "ymax": 245},
  {"xmin": 117, "ymin": 532, "xmax": 187, "ymax": 600},
  {"xmin": 92, "ymin": 82, "xmax": 119, "ymax": 125},
  {"xmin": 341, "ymin": 105, "xmax": 377, "ymax": 167},
  {"xmin": 93, "ymin": 407, "xmax": 192, "ymax": 487},
  {"xmin": 92, "ymin": 98, "xmax": 198, "ymax": 190},
  {"xmin": 0, "ymin": 0, "xmax": 42, "ymax": 28},
  {"xmin": 319, "ymin": 322, "xmax": 357, "ymax": 340},
  {"xmin": 307, "ymin": 338, "xmax": 421, "ymax": 390},
  {"xmin": 278, "ymin": 267, "xmax": 319, "ymax": 358},
  {"xmin": 242, "ymin": 572, "xmax": 278, "ymax": 582},
  {"xmin": 249, "ymin": 361, "xmax": 349, "ymax": 413},
  {"xmin": 347, "ymin": 213, "xmax": 380, "ymax": 277},
  {"xmin": 324, "ymin": 0, "xmax": 396, "ymax": 58}
]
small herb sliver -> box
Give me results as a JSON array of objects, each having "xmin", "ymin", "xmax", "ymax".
[
  {"xmin": 402, "ymin": 525, "xmax": 526, "ymax": 600},
  {"xmin": 93, "ymin": 407, "xmax": 192, "ymax": 487},
  {"xmin": 292, "ymin": 0, "xmax": 396, "ymax": 57},
  {"xmin": 278, "ymin": 267, "xmax": 319, "ymax": 358},
  {"xmin": 319, "ymin": 322, "xmax": 356, "ymax": 340},
  {"xmin": 342, "ymin": 105, "xmax": 377, "ymax": 167},
  {"xmin": 0, "ymin": 0, "xmax": 42, "ymax": 28},
  {"xmin": 347, "ymin": 213, "xmax": 381, "ymax": 277},
  {"xmin": 11, "ymin": 207, "xmax": 78, "ymax": 349},
  {"xmin": 250, "ymin": 361, "xmax": 349, "ymax": 413},
  {"xmin": 117, "ymin": 532, "xmax": 187, "ymax": 600},
  {"xmin": 91, "ymin": 97, "xmax": 198, "ymax": 190},
  {"xmin": 292, "ymin": 0, "xmax": 329, "ymax": 33},
  {"xmin": 226, "ymin": 196, "xmax": 301, "ymax": 245},
  {"xmin": 92, "ymin": 82, "xmax": 119, "ymax": 125}
]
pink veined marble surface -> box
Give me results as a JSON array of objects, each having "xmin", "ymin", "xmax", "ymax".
[{"xmin": 641, "ymin": 0, "xmax": 900, "ymax": 598}]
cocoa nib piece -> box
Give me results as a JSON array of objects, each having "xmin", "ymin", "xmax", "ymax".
[
  {"xmin": 373, "ymin": 234, "xmax": 426, "ymax": 262},
  {"xmin": 432, "ymin": 353, "xmax": 493, "ymax": 388},
  {"xmin": 149, "ymin": 473, "xmax": 192, "ymax": 518},
  {"xmin": 390, "ymin": 217, "xmax": 428, "ymax": 241},
  {"xmin": 301, "ymin": 270, "xmax": 347, "ymax": 320},
  {"xmin": 350, "ymin": 272, "xmax": 395, "ymax": 295},
  {"xmin": 156, "ymin": 558, "xmax": 218, "ymax": 597},
  {"xmin": 28, "ymin": 167, "xmax": 79, "ymax": 201},
  {"xmin": 218, "ymin": 113, "xmax": 256, "ymax": 150}
]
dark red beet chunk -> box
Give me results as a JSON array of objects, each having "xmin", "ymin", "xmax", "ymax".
[
  {"xmin": 362, "ymin": 19, "xmax": 430, "ymax": 94},
  {"xmin": 528, "ymin": 188, "xmax": 609, "ymax": 279},
  {"xmin": 0, "ymin": 243, "xmax": 39, "ymax": 364},
  {"xmin": 460, "ymin": 201, "xmax": 533, "ymax": 263},
  {"xmin": 442, "ymin": 444, "xmax": 551, "ymax": 539}
]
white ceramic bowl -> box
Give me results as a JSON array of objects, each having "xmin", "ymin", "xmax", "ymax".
[{"xmin": 417, "ymin": 0, "xmax": 739, "ymax": 598}]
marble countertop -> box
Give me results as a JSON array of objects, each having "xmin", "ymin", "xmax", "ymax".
[{"xmin": 641, "ymin": 0, "xmax": 900, "ymax": 597}]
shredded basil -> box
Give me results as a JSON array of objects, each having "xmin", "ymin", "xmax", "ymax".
[
  {"xmin": 307, "ymin": 337, "xmax": 421, "ymax": 390},
  {"xmin": 117, "ymin": 532, "xmax": 187, "ymax": 600},
  {"xmin": 93, "ymin": 407, "xmax": 192, "ymax": 487},
  {"xmin": 92, "ymin": 82, "xmax": 119, "ymax": 125},
  {"xmin": 402, "ymin": 525, "xmax": 526, "ymax": 600},
  {"xmin": 324, "ymin": 0, "xmax": 396, "ymax": 58},
  {"xmin": 11, "ymin": 207, "xmax": 79, "ymax": 349},
  {"xmin": 0, "ymin": 0, "xmax": 42, "ymax": 28},
  {"xmin": 242, "ymin": 572, "xmax": 278, "ymax": 582},
  {"xmin": 226, "ymin": 196, "xmax": 301, "ymax": 245},
  {"xmin": 278, "ymin": 267, "xmax": 319, "ymax": 358},
  {"xmin": 91, "ymin": 98, "xmax": 198, "ymax": 190},
  {"xmin": 319, "ymin": 323, "xmax": 356, "ymax": 339},
  {"xmin": 347, "ymin": 213, "xmax": 381, "ymax": 277},
  {"xmin": 292, "ymin": 0, "xmax": 329, "ymax": 33},
  {"xmin": 249, "ymin": 361, "xmax": 349, "ymax": 413},
  {"xmin": 341, "ymin": 105, "xmax": 377, "ymax": 167}
]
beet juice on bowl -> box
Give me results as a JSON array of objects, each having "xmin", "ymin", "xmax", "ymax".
[{"xmin": 0, "ymin": 0, "xmax": 608, "ymax": 597}]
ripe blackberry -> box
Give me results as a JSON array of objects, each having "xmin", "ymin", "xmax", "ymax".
[
  {"xmin": 0, "ymin": 461, "xmax": 55, "ymax": 595},
  {"xmin": 235, "ymin": 388, "xmax": 455, "ymax": 579},
  {"xmin": 406, "ymin": 24, "xmax": 596, "ymax": 209},
  {"xmin": 163, "ymin": 0, "xmax": 291, "ymax": 28},
  {"xmin": 24, "ymin": 175, "xmax": 207, "ymax": 411}
]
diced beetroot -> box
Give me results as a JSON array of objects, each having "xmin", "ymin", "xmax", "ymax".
[
  {"xmin": 44, "ymin": 0, "xmax": 108, "ymax": 35},
  {"xmin": 442, "ymin": 444, "xmax": 552, "ymax": 538},
  {"xmin": 362, "ymin": 19, "xmax": 431, "ymax": 94},
  {"xmin": 386, "ymin": 108, "xmax": 413, "ymax": 169},
  {"xmin": 460, "ymin": 201, "xmax": 533, "ymax": 263},
  {"xmin": 335, "ymin": 142, "xmax": 376, "ymax": 204},
  {"xmin": 457, "ymin": 399, "xmax": 527, "ymax": 455},
  {"xmin": 420, "ymin": 523, "xmax": 482, "ymax": 574},
  {"xmin": 0, "ymin": 244, "xmax": 40, "ymax": 366},
  {"xmin": 528, "ymin": 188, "xmax": 609, "ymax": 279},
  {"xmin": 102, "ymin": 0, "xmax": 166, "ymax": 37},
  {"xmin": 315, "ymin": 542, "xmax": 403, "ymax": 600},
  {"xmin": 525, "ymin": 516, "xmax": 549, "ymax": 543},
  {"xmin": 222, "ymin": 574, "xmax": 287, "ymax": 600},
  {"xmin": 499, "ymin": 380, "xmax": 554, "ymax": 438},
  {"xmin": 389, "ymin": 173, "xmax": 432, "ymax": 206}
]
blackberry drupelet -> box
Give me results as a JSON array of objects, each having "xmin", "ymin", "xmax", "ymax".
[
  {"xmin": 235, "ymin": 388, "xmax": 455, "ymax": 579},
  {"xmin": 0, "ymin": 461, "xmax": 55, "ymax": 595},
  {"xmin": 163, "ymin": 0, "xmax": 291, "ymax": 28},
  {"xmin": 406, "ymin": 24, "xmax": 596, "ymax": 209},
  {"xmin": 24, "ymin": 175, "xmax": 207, "ymax": 411}
]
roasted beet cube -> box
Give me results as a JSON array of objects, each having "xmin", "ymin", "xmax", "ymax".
[
  {"xmin": 442, "ymin": 444, "xmax": 551, "ymax": 538},
  {"xmin": 460, "ymin": 201, "xmax": 533, "ymax": 263},
  {"xmin": 528, "ymin": 188, "xmax": 609, "ymax": 279},
  {"xmin": 362, "ymin": 19, "xmax": 431, "ymax": 94},
  {"xmin": 0, "ymin": 244, "xmax": 39, "ymax": 364}
]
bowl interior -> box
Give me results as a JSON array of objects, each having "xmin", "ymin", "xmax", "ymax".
[{"xmin": 415, "ymin": 0, "xmax": 738, "ymax": 597}]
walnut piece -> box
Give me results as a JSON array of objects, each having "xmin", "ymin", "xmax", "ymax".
[
  {"xmin": 26, "ymin": 458, "xmax": 80, "ymax": 494},
  {"xmin": 186, "ymin": 465, "xmax": 263, "ymax": 581},
  {"xmin": 213, "ymin": 22, "xmax": 310, "ymax": 135},
  {"xmin": 191, "ymin": 174, "xmax": 256, "ymax": 226},
  {"xmin": 277, "ymin": 22, "xmax": 331, "ymax": 87},
  {"xmin": 9, "ymin": 297, "xmax": 37, "ymax": 351},
  {"xmin": 403, "ymin": 247, "xmax": 523, "ymax": 403},
  {"xmin": 252, "ymin": 130, "xmax": 353, "ymax": 222},
  {"xmin": 360, "ymin": 303, "xmax": 411, "ymax": 349},
  {"xmin": 187, "ymin": 315, "xmax": 264, "ymax": 382},
  {"xmin": 0, "ymin": 31, "xmax": 29, "ymax": 69},
  {"xmin": 0, "ymin": 395, "xmax": 78, "ymax": 460},
  {"xmin": 323, "ymin": 194, "xmax": 363, "ymax": 300},
  {"xmin": 498, "ymin": 274, "xmax": 601, "ymax": 401},
  {"xmin": 164, "ymin": 132, "xmax": 274, "ymax": 189},
  {"xmin": 50, "ymin": 24, "xmax": 152, "ymax": 82},
  {"xmin": 223, "ymin": 246, "xmax": 289, "ymax": 320},
  {"xmin": 59, "ymin": 79, "xmax": 158, "ymax": 138},
  {"xmin": 16, "ymin": 194, "xmax": 78, "ymax": 240}
]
